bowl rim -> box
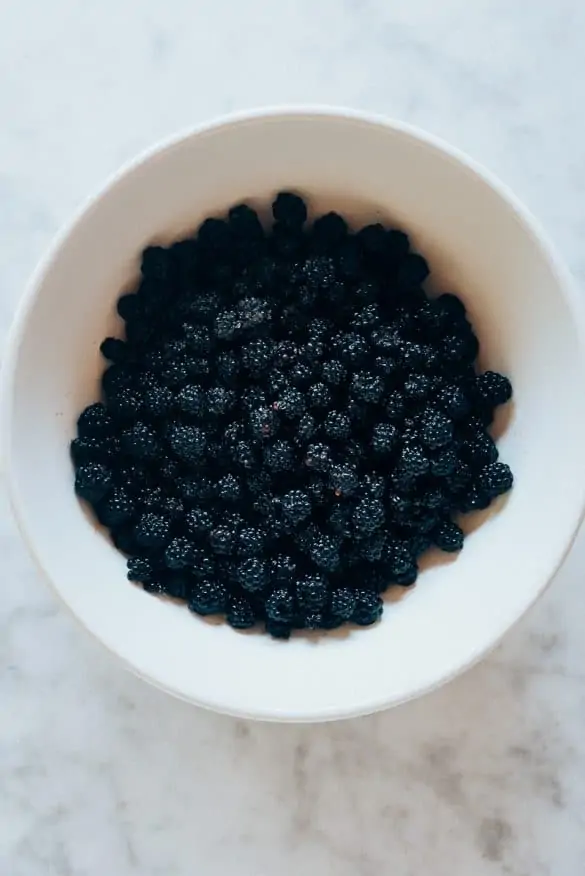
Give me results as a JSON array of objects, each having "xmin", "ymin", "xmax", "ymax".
[{"xmin": 4, "ymin": 105, "xmax": 585, "ymax": 722}]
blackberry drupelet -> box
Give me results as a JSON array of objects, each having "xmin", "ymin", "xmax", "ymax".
[{"xmin": 72, "ymin": 191, "xmax": 514, "ymax": 638}]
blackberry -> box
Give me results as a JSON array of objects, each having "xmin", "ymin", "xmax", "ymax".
[
  {"xmin": 289, "ymin": 362, "xmax": 313, "ymax": 387},
  {"xmin": 216, "ymin": 351, "xmax": 240, "ymax": 387},
  {"xmin": 431, "ymin": 446, "xmax": 458, "ymax": 477},
  {"xmin": 323, "ymin": 411, "xmax": 351, "ymax": 441},
  {"xmin": 183, "ymin": 507, "xmax": 213, "ymax": 537},
  {"xmin": 127, "ymin": 556, "xmax": 155, "ymax": 584},
  {"xmin": 419, "ymin": 408, "xmax": 453, "ymax": 450},
  {"xmin": 249, "ymin": 406, "xmax": 279, "ymax": 441},
  {"xmin": 304, "ymin": 443, "xmax": 332, "ymax": 472},
  {"xmin": 385, "ymin": 391, "xmax": 406, "ymax": 422},
  {"xmin": 107, "ymin": 387, "xmax": 142, "ymax": 421},
  {"xmin": 160, "ymin": 495, "xmax": 184, "ymax": 520},
  {"xmin": 144, "ymin": 384, "xmax": 174, "ymax": 417},
  {"xmin": 237, "ymin": 527, "xmax": 264, "ymax": 557},
  {"xmin": 321, "ymin": 360, "xmax": 346, "ymax": 386},
  {"xmin": 179, "ymin": 474, "xmax": 215, "ymax": 502},
  {"xmin": 433, "ymin": 520, "xmax": 464, "ymax": 553},
  {"xmin": 302, "ymin": 256, "xmax": 337, "ymax": 290},
  {"xmin": 436, "ymin": 384, "xmax": 470, "ymax": 420},
  {"xmin": 399, "ymin": 443, "xmax": 429, "ymax": 477},
  {"xmin": 70, "ymin": 435, "xmax": 115, "ymax": 466},
  {"xmin": 165, "ymin": 537, "xmax": 196, "ymax": 570},
  {"xmin": 272, "ymin": 192, "xmax": 307, "ymax": 228},
  {"xmin": 358, "ymin": 531, "xmax": 386, "ymax": 562},
  {"xmin": 350, "ymin": 371, "xmax": 384, "ymax": 404},
  {"xmin": 403, "ymin": 374, "xmax": 432, "ymax": 401},
  {"xmin": 300, "ymin": 612, "xmax": 325, "ymax": 630},
  {"xmin": 309, "ymin": 533, "xmax": 340, "ymax": 572},
  {"xmin": 181, "ymin": 323, "xmax": 211, "ymax": 355},
  {"xmin": 74, "ymin": 463, "xmax": 112, "ymax": 504},
  {"xmin": 263, "ymin": 439, "xmax": 294, "ymax": 472},
  {"xmin": 476, "ymin": 371, "xmax": 513, "ymax": 407},
  {"xmin": 77, "ymin": 403, "xmax": 113, "ymax": 439},
  {"xmin": 273, "ymin": 387, "xmax": 306, "ymax": 419},
  {"xmin": 330, "ymin": 587, "xmax": 356, "ymax": 620},
  {"xmin": 397, "ymin": 253, "xmax": 429, "ymax": 288},
  {"xmin": 394, "ymin": 567, "xmax": 418, "ymax": 587},
  {"xmin": 241, "ymin": 339, "xmax": 273, "ymax": 376},
  {"xmin": 207, "ymin": 386, "xmax": 236, "ymax": 416},
  {"xmin": 352, "ymin": 590, "xmax": 383, "ymax": 626},
  {"xmin": 353, "ymin": 497, "xmax": 385, "ymax": 535},
  {"xmin": 350, "ymin": 303, "xmax": 380, "ymax": 329},
  {"xmin": 460, "ymin": 432, "xmax": 498, "ymax": 468},
  {"xmin": 269, "ymin": 555, "xmax": 296, "ymax": 585},
  {"xmin": 312, "ymin": 211, "xmax": 348, "ymax": 248},
  {"xmin": 265, "ymin": 588, "xmax": 295, "ymax": 623},
  {"xmin": 135, "ymin": 513, "xmax": 171, "ymax": 549},
  {"xmin": 334, "ymin": 332, "xmax": 369, "ymax": 365},
  {"xmin": 478, "ymin": 462, "xmax": 514, "ymax": 498},
  {"xmin": 210, "ymin": 525, "xmax": 236, "ymax": 556},
  {"xmin": 217, "ymin": 473, "xmax": 241, "ymax": 502},
  {"xmin": 328, "ymin": 504, "xmax": 352, "ymax": 537},
  {"xmin": 296, "ymin": 413, "xmax": 317, "ymax": 443},
  {"xmin": 96, "ymin": 488, "xmax": 135, "ymax": 527},
  {"xmin": 120, "ymin": 423, "xmax": 160, "ymax": 460},
  {"xmin": 226, "ymin": 596, "xmax": 256, "ymax": 630},
  {"xmin": 168, "ymin": 424, "xmax": 207, "ymax": 464},
  {"xmin": 281, "ymin": 490, "xmax": 312, "ymax": 523},
  {"xmin": 237, "ymin": 558, "xmax": 268, "ymax": 592},
  {"xmin": 232, "ymin": 440, "xmax": 256, "ymax": 469},
  {"xmin": 307, "ymin": 382, "xmax": 332, "ymax": 410},
  {"xmin": 329, "ymin": 463, "xmax": 359, "ymax": 496},
  {"xmin": 372, "ymin": 422, "xmax": 398, "ymax": 453},
  {"xmin": 384, "ymin": 541, "xmax": 415, "ymax": 578},
  {"xmin": 175, "ymin": 384, "xmax": 204, "ymax": 417},
  {"xmin": 266, "ymin": 619, "xmax": 292, "ymax": 639},
  {"xmin": 189, "ymin": 580, "xmax": 227, "ymax": 616}
]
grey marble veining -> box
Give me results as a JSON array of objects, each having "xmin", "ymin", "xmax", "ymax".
[{"xmin": 2, "ymin": 1, "xmax": 585, "ymax": 874}]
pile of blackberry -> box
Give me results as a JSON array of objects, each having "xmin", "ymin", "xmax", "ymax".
[{"xmin": 72, "ymin": 192, "xmax": 513, "ymax": 638}]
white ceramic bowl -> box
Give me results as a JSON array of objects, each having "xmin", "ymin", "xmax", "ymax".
[{"xmin": 4, "ymin": 108, "xmax": 585, "ymax": 722}]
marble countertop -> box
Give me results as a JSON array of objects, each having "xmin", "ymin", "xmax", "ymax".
[{"xmin": 3, "ymin": 1, "xmax": 585, "ymax": 873}]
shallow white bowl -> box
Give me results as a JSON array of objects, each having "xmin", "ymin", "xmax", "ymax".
[{"xmin": 4, "ymin": 108, "xmax": 585, "ymax": 722}]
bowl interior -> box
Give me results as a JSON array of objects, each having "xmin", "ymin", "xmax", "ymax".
[{"xmin": 6, "ymin": 111, "xmax": 585, "ymax": 721}]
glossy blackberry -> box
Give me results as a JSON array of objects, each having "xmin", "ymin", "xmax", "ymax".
[
  {"xmin": 70, "ymin": 435, "xmax": 115, "ymax": 467},
  {"xmin": 217, "ymin": 474, "xmax": 241, "ymax": 502},
  {"xmin": 265, "ymin": 588, "xmax": 295, "ymax": 623},
  {"xmin": 296, "ymin": 413, "xmax": 317, "ymax": 444},
  {"xmin": 307, "ymin": 382, "xmax": 332, "ymax": 410},
  {"xmin": 403, "ymin": 374, "xmax": 432, "ymax": 401},
  {"xmin": 273, "ymin": 387, "xmax": 306, "ymax": 419},
  {"xmin": 309, "ymin": 533, "xmax": 340, "ymax": 572},
  {"xmin": 301, "ymin": 256, "xmax": 337, "ymax": 290},
  {"xmin": 101, "ymin": 335, "xmax": 129, "ymax": 363},
  {"xmin": 74, "ymin": 463, "xmax": 112, "ymax": 504},
  {"xmin": 167, "ymin": 424, "xmax": 207, "ymax": 464},
  {"xmin": 210, "ymin": 525, "xmax": 236, "ymax": 556},
  {"xmin": 357, "ymin": 531, "xmax": 386, "ymax": 562},
  {"xmin": 189, "ymin": 580, "xmax": 227, "ymax": 616},
  {"xmin": 183, "ymin": 507, "xmax": 213, "ymax": 538},
  {"xmin": 476, "ymin": 371, "xmax": 513, "ymax": 408},
  {"xmin": 334, "ymin": 332, "xmax": 369, "ymax": 365},
  {"xmin": 329, "ymin": 463, "xmax": 359, "ymax": 496},
  {"xmin": 207, "ymin": 386, "xmax": 236, "ymax": 417},
  {"xmin": 135, "ymin": 513, "xmax": 171, "ymax": 549},
  {"xmin": 106, "ymin": 387, "xmax": 143, "ymax": 421},
  {"xmin": 236, "ymin": 558, "xmax": 268, "ymax": 593},
  {"xmin": 419, "ymin": 408, "xmax": 453, "ymax": 450},
  {"xmin": 372, "ymin": 422, "xmax": 398, "ymax": 453},
  {"xmin": 179, "ymin": 474, "xmax": 215, "ymax": 502},
  {"xmin": 120, "ymin": 423, "xmax": 160, "ymax": 460},
  {"xmin": 433, "ymin": 520, "xmax": 464, "ymax": 553},
  {"xmin": 272, "ymin": 191, "xmax": 307, "ymax": 228},
  {"xmin": 127, "ymin": 556, "xmax": 155, "ymax": 584},
  {"xmin": 329, "ymin": 588, "xmax": 356, "ymax": 621},
  {"xmin": 263, "ymin": 439, "xmax": 294, "ymax": 472},
  {"xmin": 164, "ymin": 537, "xmax": 195, "ymax": 570},
  {"xmin": 385, "ymin": 391, "xmax": 406, "ymax": 422},
  {"xmin": 459, "ymin": 431, "xmax": 498, "ymax": 469},
  {"xmin": 321, "ymin": 360, "xmax": 346, "ymax": 386},
  {"xmin": 352, "ymin": 590, "xmax": 383, "ymax": 626},
  {"xmin": 436, "ymin": 383, "xmax": 470, "ymax": 420},
  {"xmin": 323, "ymin": 411, "xmax": 351, "ymax": 441},
  {"xmin": 77, "ymin": 403, "xmax": 113, "ymax": 439},
  {"xmin": 398, "ymin": 443, "xmax": 429, "ymax": 478},
  {"xmin": 353, "ymin": 497, "xmax": 385, "ymax": 535},
  {"xmin": 478, "ymin": 462, "xmax": 514, "ymax": 498},
  {"xmin": 281, "ymin": 490, "xmax": 312, "ymax": 524},
  {"xmin": 304, "ymin": 443, "xmax": 332, "ymax": 472},
  {"xmin": 96, "ymin": 488, "xmax": 135, "ymax": 527},
  {"xmin": 144, "ymin": 384, "xmax": 174, "ymax": 417},
  {"xmin": 312, "ymin": 211, "xmax": 348, "ymax": 248},
  {"xmin": 249, "ymin": 406, "xmax": 279, "ymax": 441}
]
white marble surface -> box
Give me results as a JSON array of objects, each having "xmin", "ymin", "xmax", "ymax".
[{"xmin": 2, "ymin": 1, "xmax": 585, "ymax": 873}]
